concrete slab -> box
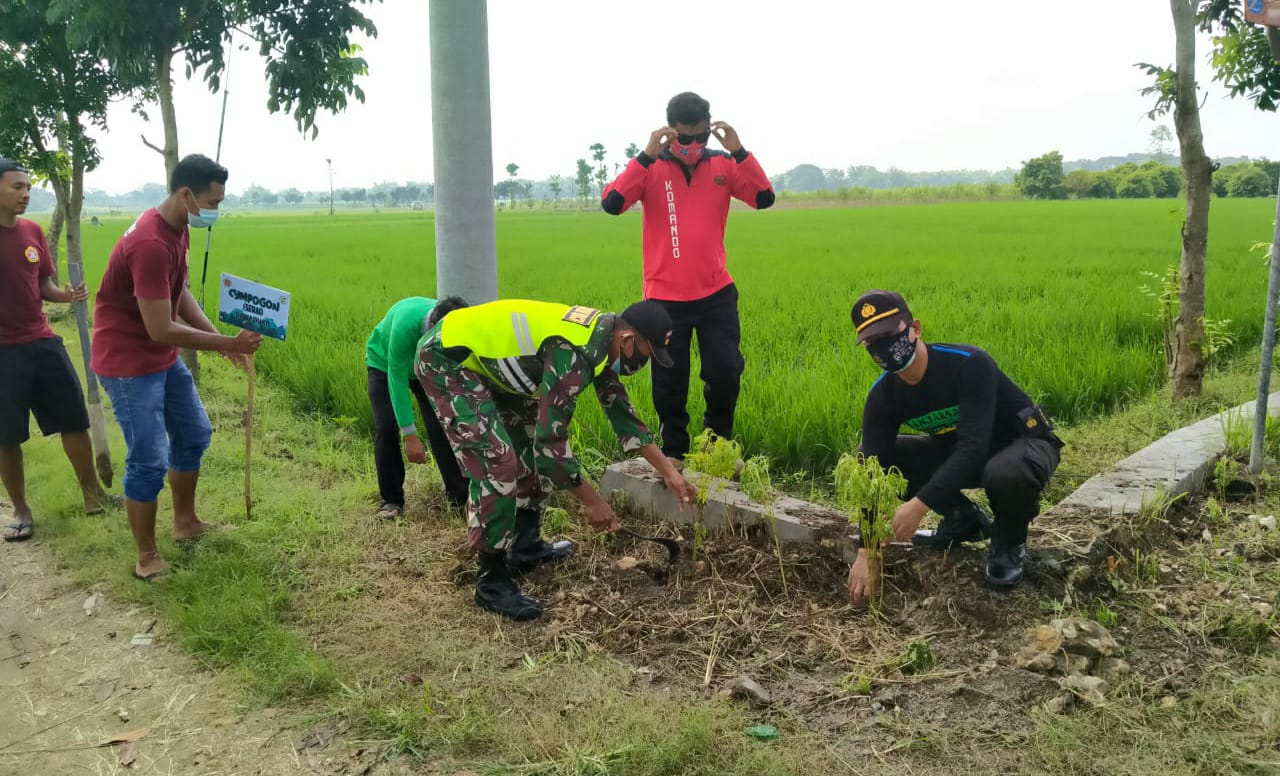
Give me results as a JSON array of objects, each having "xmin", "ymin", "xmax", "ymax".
[
  {"xmin": 600, "ymin": 458, "xmax": 856, "ymax": 548},
  {"xmin": 1056, "ymin": 392, "xmax": 1280, "ymax": 516}
]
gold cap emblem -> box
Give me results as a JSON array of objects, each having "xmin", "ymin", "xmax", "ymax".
[{"xmin": 860, "ymin": 303, "xmax": 876, "ymax": 319}]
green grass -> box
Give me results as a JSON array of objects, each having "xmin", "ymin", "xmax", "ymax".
[{"xmin": 67, "ymin": 198, "xmax": 1276, "ymax": 474}]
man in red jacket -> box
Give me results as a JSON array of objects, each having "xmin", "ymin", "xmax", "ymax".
[{"xmin": 602, "ymin": 92, "xmax": 774, "ymax": 461}]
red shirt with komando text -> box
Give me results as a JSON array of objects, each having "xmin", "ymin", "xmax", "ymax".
[{"xmin": 91, "ymin": 209, "xmax": 190, "ymax": 378}]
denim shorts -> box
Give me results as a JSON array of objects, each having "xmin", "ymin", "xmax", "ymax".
[{"xmin": 99, "ymin": 360, "xmax": 212, "ymax": 503}]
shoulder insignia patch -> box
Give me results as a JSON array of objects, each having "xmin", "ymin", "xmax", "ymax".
[{"xmin": 563, "ymin": 305, "xmax": 601, "ymax": 327}]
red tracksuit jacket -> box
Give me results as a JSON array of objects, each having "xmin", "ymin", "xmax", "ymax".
[{"xmin": 602, "ymin": 149, "xmax": 774, "ymax": 302}]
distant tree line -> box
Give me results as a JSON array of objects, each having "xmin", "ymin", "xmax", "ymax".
[{"xmin": 1015, "ymin": 150, "xmax": 1278, "ymax": 200}]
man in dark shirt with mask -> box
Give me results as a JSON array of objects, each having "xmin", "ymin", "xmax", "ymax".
[{"xmin": 846, "ymin": 290, "xmax": 1063, "ymax": 605}]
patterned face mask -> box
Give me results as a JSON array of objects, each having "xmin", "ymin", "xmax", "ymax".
[
  {"xmin": 866, "ymin": 328, "xmax": 917, "ymax": 373},
  {"xmin": 613, "ymin": 337, "xmax": 650, "ymax": 376}
]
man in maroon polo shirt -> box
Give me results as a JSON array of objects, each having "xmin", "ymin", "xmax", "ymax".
[
  {"xmin": 602, "ymin": 91, "xmax": 774, "ymax": 461},
  {"xmin": 92, "ymin": 154, "xmax": 261, "ymax": 580},
  {"xmin": 0, "ymin": 158, "xmax": 113, "ymax": 542}
]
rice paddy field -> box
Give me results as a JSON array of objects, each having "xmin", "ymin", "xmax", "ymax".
[{"xmin": 71, "ymin": 198, "xmax": 1277, "ymax": 474}]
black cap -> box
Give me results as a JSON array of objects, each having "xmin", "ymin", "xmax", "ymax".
[
  {"xmin": 0, "ymin": 158, "xmax": 28, "ymax": 176},
  {"xmin": 851, "ymin": 289, "xmax": 913, "ymax": 344},
  {"xmin": 619, "ymin": 301, "xmax": 674, "ymax": 368}
]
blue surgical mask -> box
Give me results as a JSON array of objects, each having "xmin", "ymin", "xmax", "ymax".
[
  {"xmin": 185, "ymin": 190, "xmax": 220, "ymax": 229},
  {"xmin": 188, "ymin": 208, "xmax": 219, "ymax": 229}
]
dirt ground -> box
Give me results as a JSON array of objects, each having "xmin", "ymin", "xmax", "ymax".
[
  {"xmin": 0, "ymin": 500, "xmax": 407, "ymax": 776},
  {"xmin": 6, "ymin": 475, "xmax": 1279, "ymax": 774}
]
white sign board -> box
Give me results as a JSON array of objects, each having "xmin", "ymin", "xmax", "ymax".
[{"xmin": 218, "ymin": 273, "xmax": 291, "ymax": 341}]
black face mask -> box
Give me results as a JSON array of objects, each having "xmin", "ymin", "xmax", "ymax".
[
  {"xmin": 866, "ymin": 329, "xmax": 917, "ymax": 373},
  {"xmin": 614, "ymin": 338, "xmax": 649, "ymax": 375}
]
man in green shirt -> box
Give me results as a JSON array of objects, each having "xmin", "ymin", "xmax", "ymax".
[
  {"xmin": 418, "ymin": 298, "xmax": 696, "ymax": 621},
  {"xmin": 366, "ymin": 296, "xmax": 468, "ymax": 519}
]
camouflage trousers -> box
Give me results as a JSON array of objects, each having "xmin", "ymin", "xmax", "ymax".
[{"xmin": 417, "ymin": 336, "xmax": 547, "ymax": 553}]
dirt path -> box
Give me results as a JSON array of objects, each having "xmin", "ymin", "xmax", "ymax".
[{"xmin": 0, "ymin": 502, "xmax": 390, "ymax": 776}]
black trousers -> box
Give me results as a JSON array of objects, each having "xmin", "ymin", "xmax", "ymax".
[
  {"xmin": 650, "ymin": 283, "xmax": 745, "ymax": 459},
  {"xmin": 894, "ymin": 434, "xmax": 1061, "ymax": 545},
  {"xmin": 367, "ymin": 367, "xmax": 468, "ymax": 508}
]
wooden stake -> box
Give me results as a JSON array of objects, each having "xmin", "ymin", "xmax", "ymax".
[{"xmin": 245, "ymin": 354, "xmax": 256, "ymax": 520}]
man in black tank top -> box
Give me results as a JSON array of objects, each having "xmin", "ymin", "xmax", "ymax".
[{"xmin": 847, "ymin": 290, "xmax": 1064, "ymax": 605}]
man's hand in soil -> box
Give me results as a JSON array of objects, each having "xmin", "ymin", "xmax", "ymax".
[
  {"xmin": 710, "ymin": 121, "xmax": 743, "ymax": 154},
  {"xmin": 582, "ymin": 500, "xmax": 622, "ymax": 533},
  {"xmin": 847, "ymin": 549, "xmax": 876, "ymax": 606},
  {"xmin": 404, "ymin": 434, "xmax": 427, "ymax": 465},
  {"xmin": 644, "ymin": 126, "xmax": 677, "ymax": 159},
  {"xmin": 889, "ymin": 498, "xmax": 929, "ymax": 542}
]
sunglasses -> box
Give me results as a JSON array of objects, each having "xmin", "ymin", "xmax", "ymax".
[{"xmin": 675, "ymin": 131, "xmax": 710, "ymax": 145}]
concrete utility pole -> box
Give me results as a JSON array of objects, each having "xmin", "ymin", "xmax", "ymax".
[
  {"xmin": 429, "ymin": 0, "xmax": 498, "ymax": 303},
  {"xmin": 326, "ymin": 158, "xmax": 334, "ymax": 216}
]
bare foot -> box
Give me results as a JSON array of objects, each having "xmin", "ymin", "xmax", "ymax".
[
  {"xmin": 84, "ymin": 492, "xmax": 121, "ymax": 515},
  {"xmin": 135, "ymin": 552, "xmax": 170, "ymax": 580},
  {"xmin": 173, "ymin": 518, "xmax": 218, "ymax": 541}
]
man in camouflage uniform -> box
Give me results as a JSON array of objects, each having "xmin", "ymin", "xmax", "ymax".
[{"xmin": 418, "ymin": 299, "xmax": 697, "ymax": 621}]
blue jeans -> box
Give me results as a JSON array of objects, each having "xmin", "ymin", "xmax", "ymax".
[{"xmin": 99, "ymin": 360, "xmax": 212, "ymax": 503}]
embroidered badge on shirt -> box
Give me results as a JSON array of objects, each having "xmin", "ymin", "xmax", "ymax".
[
  {"xmin": 24, "ymin": 246, "xmax": 39, "ymax": 263},
  {"xmin": 714, "ymin": 175, "xmax": 727, "ymax": 187}
]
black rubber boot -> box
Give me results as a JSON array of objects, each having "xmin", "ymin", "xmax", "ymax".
[
  {"xmin": 507, "ymin": 508, "xmax": 574, "ymax": 577},
  {"xmin": 475, "ymin": 552, "xmax": 544, "ymax": 621},
  {"xmin": 913, "ymin": 500, "xmax": 993, "ymax": 549},
  {"xmin": 985, "ymin": 539, "xmax": 1027, "ymax": 588}
]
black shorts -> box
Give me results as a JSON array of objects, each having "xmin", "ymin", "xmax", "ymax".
[{"xmin": 0, "ymin": 337, "xmax": 91, "ymax": 445}]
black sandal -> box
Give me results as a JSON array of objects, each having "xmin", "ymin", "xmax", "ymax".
[{"xmin": 3, "ymin": 522, "xmax": 34, "ymax": 542}]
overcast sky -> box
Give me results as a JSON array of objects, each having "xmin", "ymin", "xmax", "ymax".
[{"xmin": 79, "ymin": 0, "xmax": 1278, "ymax": 195}]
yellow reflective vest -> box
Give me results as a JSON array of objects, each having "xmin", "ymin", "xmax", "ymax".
[{"xmin": 439, "ymin": 300, "xmax": 612, "ymax": 392}]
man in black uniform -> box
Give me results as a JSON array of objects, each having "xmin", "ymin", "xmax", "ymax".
[{"xmin": 846, "ymin": 290, "xmax": 1063, "ymax": 605}]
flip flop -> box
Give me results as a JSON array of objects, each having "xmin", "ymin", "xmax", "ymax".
[
  {"xmin": 133, "ymin": 567, "xmax": 169, "ymax": 582},
  {"xmin": 3, "ymin": 522, "xmax": 33, "ymax": 542},
  {"xmin": 85, "ymin": 494, "xmax": 125, "ymax": 516}
]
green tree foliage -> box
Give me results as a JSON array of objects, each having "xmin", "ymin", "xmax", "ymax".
[
  {"xmin": 575, "ymin": 158, "xmax": 592, "ymax": 205},
  {"xmin": 1064, "ymin": 169, "xmax": 1097, "ymax": 199},
  {"xmin": 1117, "ymin": 172, "xmax": 1156, "ymax": 198},
  {"xmin": 1227, "ymin": 165, "xmax": 1274, "ymax": 197},
  {"xmin": 1015, "ymin": 151, "xmax": 1067, "ymax": 200},
  {"xmin": 589, "ymin": 142, "xmax": 606, "ymax": 196},
  {"xmin": 1199, "ymin": 0, "xmax": 1280, "ymax": 111},
  {"xmin": 50, "ymin": 0, "xmax": 377, "ymax": 179}
]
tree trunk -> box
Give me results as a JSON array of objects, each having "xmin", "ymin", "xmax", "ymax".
[
  {"xmin": 1169, "ymin": 0, "xmax": 1211, "ymax": 397},
  {"xmin": 65, "ymin": 152, "xmax": 115, "ymax": 487},
  {"xmin": 46, "ymin": 200, "xmax": 65, "ymax": 266},
  {"xmin": 154, "ymin": 46, "xmax": 200, "ymax": 380},
  {"xmin": 156, "ymin": 46, "xmax": 180, "ymax": 184}
]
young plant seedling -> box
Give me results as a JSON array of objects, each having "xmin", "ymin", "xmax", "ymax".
[
  {"xmin": 684, "ymin": 430, "xmax": 742, "ymax": 564},
  {"xmin": 740, "ymin": 454, "xmax": 788, "ymax": 596},
  {"xmin": 834, "ymin": 453, "xmax": 907, "ymax": 612}
]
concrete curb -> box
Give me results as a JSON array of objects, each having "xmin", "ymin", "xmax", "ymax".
[
  {"xmin": 599, "ymin": 458, "xmax": 855, "ymax": 548},
  {"xmin": 1055, "ymin": 391, "xmax": 1280, "ymax": 516}
]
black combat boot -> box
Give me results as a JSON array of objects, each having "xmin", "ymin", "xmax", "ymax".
[
  {"xmin": 912, "ymin": 499, "xmax": 993, "ymax": 549},
  {"xmin": 985, "ymin": 538, "xmax": 1027, "ymax": 588},
  {"xmin": 475, "ymin": 552, "xmax": 543, "ymax": 621},
  {"xmin": 507, "ymin": 508, "xmax": 574, "ymax": 576}
]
